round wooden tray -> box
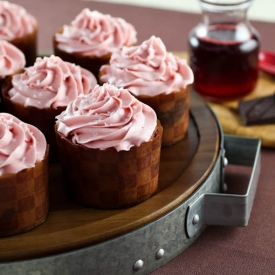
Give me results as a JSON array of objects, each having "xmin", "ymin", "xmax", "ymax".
[{"xmin": 0, "ymin": 91, "xmax": 220, "ymax": 263}]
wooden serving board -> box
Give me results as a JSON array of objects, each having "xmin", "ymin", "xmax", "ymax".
[{"xmin": 0, "ymin": 91, "xmax": 220, "ymax": 262}]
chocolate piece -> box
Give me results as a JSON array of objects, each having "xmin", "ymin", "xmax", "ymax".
[{"xmin": 239, "ymin": 94, "xmax": 275, "ymax": 126}]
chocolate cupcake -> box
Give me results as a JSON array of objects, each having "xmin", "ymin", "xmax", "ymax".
[
  {"xmin": 0, "ymin": 113, "xmax": 49, "ymax": 237},
  {"xmin": 53, "ymin": 8, "xmax": 137, "ymax": 80},
  {"xmin": 2, "ymin": 55, "xmax": 97, "ymax": 162},
  {"xmin": 55, "ymin": 84, "xmax": 163, "ymax": 209},
  {"xmin": 100, "ymin": 36, "xmax": 194, "ymax": 146},
  {"xmin": 0, "ymin": 1, "xmax": 37, "ymax": 66}
]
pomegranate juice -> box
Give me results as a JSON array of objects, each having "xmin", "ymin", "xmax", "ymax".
[{"xmin": 189, "ymin": 25, "xmax": 260, "ymax": 101}]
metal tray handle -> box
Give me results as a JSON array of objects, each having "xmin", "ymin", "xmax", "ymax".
[{"xmin": 186, "ymin": 135, "xmax": 261, "ymax": 238}]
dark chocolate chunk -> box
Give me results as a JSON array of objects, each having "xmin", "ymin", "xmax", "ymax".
[{"xmin": 238, "ymin": 94, "xmax": 275, "ymax": 126}]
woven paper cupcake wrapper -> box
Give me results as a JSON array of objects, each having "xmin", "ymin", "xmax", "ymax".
[
  {"xmin": 2, "ymin": 77, "xmax": 66, "ymax": 162},
  {"xmin": 0, "ymin": 147, "xmax": 49, "ymax": 237},
  {"xmin": 136, "ymin": 86, "xmax": 190, "ymax": 146},
  {"xmin": 55, "ymin": 121, "xmax": 163, "ymax": 209},
  {"xmin": 9, "ymin": 23, "xmax": 37, "ymax": 66}
]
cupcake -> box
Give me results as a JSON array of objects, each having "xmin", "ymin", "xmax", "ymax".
[
  {"xmin": 55, "ymin": 83, "xmax": 163, "ymax": 209},
  {"xmin": 53, "ymin": 8, "xmax": 137, "ymax": 80},
  {"xmin": 100, "ymin": 36, "xmax": 194, "ymax": 146},
  {"xmin": 2, "ymin": 55, "xmax": 97, "ymax": 162},
  {"xmin": 0, "ymin": 113, "xmax": 49, "ymax": 237},
  {"xmin": 0, "ymin": 40, "xmax": 26, "ymax": 110},
  {"xmin": 0, "ymin": 1, "xmax": 37, "ymax": 66}
]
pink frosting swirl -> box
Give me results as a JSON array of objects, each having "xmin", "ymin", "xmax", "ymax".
[
  {"xmin": 0, "ymin": 113, "xmax": 47, "ymax": 175},
  {"xmin": 0, "ymin": 40, "xmax": 26, "ymax": 78},
  {"xmin": 0, "ymin": 1, "xmax": 37, "ymax": 40},
  {"xmin": 56, "ymin": 83, "xmax": 157, "ymax": 151},
  {"xmin": 100, "ymin": 36, "xmax": 194, "ymax": 96},
  {"xmin": 54, "ymin": 9, "xmax": 137, "ymax": 57},
  {"xmin": 8, "ymin": 55, "xmax": 97, "ymax": 109}
]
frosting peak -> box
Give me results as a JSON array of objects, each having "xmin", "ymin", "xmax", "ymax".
[
  {"xmin": 100, "ymin": 36, "xmax": 194, "ymax": 96},
  {"xmin": 54, "ymin": 9, "xmax": 137, "ymax": 57},
  {"xmin": 0, "ymin": 1, "xmax": 37, "ymax": 40},
  {"xmin": 0, "ymin": 113, "xmax": 47, "ymax": 175},
  {"xmin": 56, "ymin": 83, "xmax": 157, "ymax": 151},
  {"xmin": 0, "ymin": 40, "xmax": 26, "ymax": 78},
  {"xmin": 8, "ymin": 55, "xmax": 97, "ymax": 109}
]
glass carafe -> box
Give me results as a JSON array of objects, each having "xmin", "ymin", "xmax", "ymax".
[{"xmin": 188, "ymin": 0, "xmax": 260, "ymax": 102}]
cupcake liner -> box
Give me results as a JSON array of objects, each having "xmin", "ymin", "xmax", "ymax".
[
  {"xmin": 55, "ymin": 121, "xmax": 163, "ymax": 209},
  {"xmin": 0, "ymin": 146, "xmax": 49, "ymax": 237},
  {"xmin": 136, "ymin": 85, "xmax": 190, "ymax": 146},
  {"xmin": 2, "ymin": 77, "xmax": 66, "ymax": 162},
  {"xmin": 0, "ymin": 70, "xmax": 24, "ymax": 112},
  {"xmin": 0, "ymin": 78, "xmax": 5, "ymax": 112},
  {"xmin": 9, "ymin": 24, "xmax": 37, "ymax": 66}
]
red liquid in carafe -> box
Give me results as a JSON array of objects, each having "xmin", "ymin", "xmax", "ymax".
[{"xmin": 189, "ymin": 24, "xmax": 260, "ymax": 101}]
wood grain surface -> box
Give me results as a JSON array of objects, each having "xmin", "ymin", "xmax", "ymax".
[{"xmin": 0, "ymin": 91, "xmax": 220, "ymax": 262}]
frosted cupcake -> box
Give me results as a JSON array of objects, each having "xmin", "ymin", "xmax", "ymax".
[
  {"xmin": 0, "ymin": 1, "xmax": 37, "ymax": 66},
  {"xmin": 100, "ymin": 36, "xmax": 194, "ymax": 146},
  {"xmin": 53, "ymin": 8, "xmax": 137, "ymax": 80},
  {"xmin": 0, "ymin": 40, "xmax": 26, "ymax": 110},
  {"xmin": 2, "ymin": 55, "xmax": 97, "ymax": 162},
  {"xmin": 0, "ymin": 113, "xmax": 49, "ymax": 237},
  {"xmin": 55, "ymin": 83, "xmax": 163, "ymax": 209}
]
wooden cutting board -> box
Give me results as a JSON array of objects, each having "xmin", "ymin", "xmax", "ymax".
[
  {"xmin": 0, "ymin": 91, "xmax": 220, "ymax": 262},
  {"xmin": 175, "ymin": 52, "xmax": 275, "ymax": 148}
]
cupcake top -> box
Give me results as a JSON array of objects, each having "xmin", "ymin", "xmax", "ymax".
[
  {"xmin": 0, "ymin": 40, "xmax": 26, "ymax": 78},
  {"xmin": 0, "ymin": 113, "xmax": 47, "ymax": 175},
  {"xmin": 0, "ymin": 1, "xmax": 37, "ymax": 41},
  {"xmin": 54, "ymin": 8, "xmax": 137, "ymax": 57},
  {"xmin": 56, "ymin": 83, "xmax": 157, "ymax": 151},
  {"xmin": 100, "ymin": 36, "xmax": 194, "ymax": 97},
  {"xmin": 8, "ymin": 55, "xmax": 97, "ymax": 109}
]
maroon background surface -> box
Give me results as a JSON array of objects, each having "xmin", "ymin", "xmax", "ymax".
[
  {"xmin": 11, "ymin": 1, "xmax": 275, "ymax": 274},
  {"xmin": 11, "ymin": 0, "xmax": 275, "ymax": 53}
]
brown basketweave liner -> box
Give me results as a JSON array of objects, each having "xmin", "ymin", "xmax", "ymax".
[
  {"xmin": 0, "ymin": 146, "xmax": 49, "ymax": 238},
  {"xmin": 0, "ymin": 70, "xmax": 25, "ymax": 112},
  {"xmin": 135, "ymin": 85, "xmax": 190, "ymax": 146},
  {"xmin": 53, "ymin": 29, "xmax": 111, "ymax": 82},
  {"xmin": 2, "ymin": 76, "xmax": 66, "ymax": 162},
  {"xmin": 55, "ymin": 120, "xmax": 163, "ymax": 209},
  {"xmin": 8, "ymin": 23, "xmax": 37, "ymax": 67}
]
